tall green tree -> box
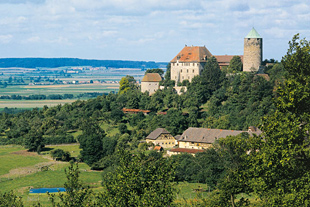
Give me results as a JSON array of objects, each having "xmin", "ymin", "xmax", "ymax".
[
  {"xmin": 78, "ymin": 120, "xmax": 105, "ymax": 166},
  {"xmin": 202, "ymin": 56, "xmax": 224, "ymax": 92},
  {"xmin": 48, "ymin": 162, "xmax": 95, "ymax": 207},
  {"xmin": 250, "ymin": 34, "xmax": 310, "ymax": 205},
  {"xmin": 227, "ymin": 55, "xmax": 243, "ymax": 72},
  {"xmin": 24, "ymin": 127, "xmax": 44, "ymax": 154},
  {"xmin": 118, "ymin": 75, "xmax": 137, "ymax": 94},
  {"xmin": 100, "ymin": 150, "xmax": 175, "ymax": 206}
]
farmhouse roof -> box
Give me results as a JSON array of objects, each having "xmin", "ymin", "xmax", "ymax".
[
  {"xmin": 179, "ymin": 127, "xmax": 261, "ymax": 144},
  {"xmin": 170, "ymin": 46, "xmax": 212, "ymax": 63},
  {"xmin": 141, "ymin": 73, "xmax": 162, "ymax": 82},
  {"xmin": 146, "ymin": 128, "xmax": 171, "ymax": 140}
]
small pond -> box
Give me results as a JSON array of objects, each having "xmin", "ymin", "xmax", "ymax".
[{"xmin": 29, "ymin": 188, "xmax": 66, "ymax": 194}]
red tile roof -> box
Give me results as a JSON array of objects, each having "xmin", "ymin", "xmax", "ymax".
[
  {"xmin": 170, "ymin": 46, "xmax": 212, "ymax": 63},
  {"xmin": 214, "ymin": 55, "xmax": 243, "ymax": 66},
  {"xmin": 122, "ymin": 108, "xmax": 150, "ymax": 113},
  {"xmin": 154, "ymin": 146, "xmax": 163, "ymax": 151},
  {"xmin": 169, "ymin": 148, "xmax": 204, "ymax": 154}
]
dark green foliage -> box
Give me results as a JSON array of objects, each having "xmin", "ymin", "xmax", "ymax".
[
  {"xmin": 100, "ymin": 150, "xmax": 175, "ymax": 206},
  {"xmin": 43, "ymin": 135, "xmax": 76, "ymax": 145},
  {"xmin": 118, "ymin": 123, "xmax": 128, "ymax": 134},
  {"xmin": 204, "ymin": 72, "xmax": 275, "ymax": 130},
  {"xmin": 0, "ymin": 191, "xmax": 24, "ymax": 207},
  {"xmin": 50, "ymin": 149, "xmax": 71, "ymax": 161},
  {"xmin": 78, "ymin": 120, "xmax": 105, "ymax": 165},
  {"xmin": 249, "ymin": 34, "xmax": 310, "ymax": 205},
  {"xmin": 227, "ymin": 55, "xmax": 243, "ymax": 72},
  {"xmin": 164, "ymin": 109, "xmax": 188, "ymax": 136},
  {"xmin": 24, "ymin": 127, "xmax": 44, "ymax": 154},
  {"xmin": 202, "ymin": 56, "xmax": 224, "ymax": 92}
]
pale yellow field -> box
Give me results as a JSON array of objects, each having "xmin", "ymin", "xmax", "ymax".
[{"xmin": 0, "ymin": 100, "xmax": 77, "ymax": 109}]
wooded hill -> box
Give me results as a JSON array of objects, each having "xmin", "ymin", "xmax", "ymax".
[{"xmin": 0, "ymin": 58, "xmax": 167, "ymax": 69}]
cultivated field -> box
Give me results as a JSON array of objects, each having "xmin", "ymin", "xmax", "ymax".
[
  {"xmin": 0, "ymin": 99, "xmax": 77, "ymax": 109},
  {"xmin": 0, "ymin": 83, "xmax": 119, "ymax": 96},
  {"xmin": 0, "ymin": 83, "xmax": 120, "ymax": 109}
]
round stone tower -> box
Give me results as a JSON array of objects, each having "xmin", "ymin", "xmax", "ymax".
[{"xmin": 243, "ymin": 28, "xmax": 262, "ymax": 72}]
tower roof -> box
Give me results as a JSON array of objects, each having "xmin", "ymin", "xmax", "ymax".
[
  {"xmin": 245, "ymin": 28, "xmax": 262, "ymax": 38},
  {"xmin": 170, "ymin": 46, "xmax": 212, "ymax": 63}
]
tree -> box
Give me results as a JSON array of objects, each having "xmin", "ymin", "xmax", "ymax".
[
  {"xmin": 24, "ymin": 127, "xmax": 44, "ymax": 154},
  {"xmin": 0, "ymin": 191, "xmax": 24, "ymax": 207},
  {"xmin": 227, "ymin": 55, "xmax": 243, "ymax": 72},
  {"xmin": 164, "ymin": 63, "xmax": 171, "ymax": 81},
  {"xmin": 145, "ymin": 68, "xmax": 164, "ymax": 76},
  {"xmin": 100, "ymin": 150, "xmax": 175, "ymax": 206},
  {"xmin": 202, "ymin": 56, "xmax": 224, "ymax": 92},
  {"xmin": 249, "ymin": 34, "xmax": 310, "ymax": 205},
  {"xmin": 51, "ymin": 149, "xmax": 71, "ymax": 161},
  {"xmin": 118, "ymin": 75, "xmax": 137, "ymax": 94},
  {"xmin": 78, "ymin": 120, "xmax": 105, "ymax": 166},
  {"xmin": 118, "ymin": 123, "xmax": 128, "ymax": 134},
  {"xmin": 48, "ymin": 162, "xmax": 95, "ymax": 207}
]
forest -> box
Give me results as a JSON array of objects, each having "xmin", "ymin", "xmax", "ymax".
[{"xmin": 0, "ymin": 34, "xmax": 309, "ymax": 206}]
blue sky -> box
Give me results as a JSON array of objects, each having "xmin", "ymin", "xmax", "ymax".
[{"xmin": 0, "ymin": 0, "xmax": 309, "ymax": 62}]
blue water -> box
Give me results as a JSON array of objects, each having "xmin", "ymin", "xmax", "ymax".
[{"xmin": 29, "ymin": 188, "xmax": 66, "ymax": 194}]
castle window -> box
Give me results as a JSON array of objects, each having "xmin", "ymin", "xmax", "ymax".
[
  {"xmin": 257, "ymin": 38, "xmax": 259, "ymax": 40},
  {"xmin": 177, "ymin": 63, "xmax": 178, "ymax": 66},
  {"xmin": 248, "ymin": 38, "xmax": 250, "ymax": 40},
  {"xmin": 193, "ymin": 69, "xmax": 194, "ymax": 73},
  {"xmin": 181, "ymin": 69, "xmax": 182, "ymax": 72},
  {"xmin": 182, "ymin": 76, "xmax": 184, "ymax": 79},
  {"xmin": 187, "ymin": 69, "xmax": 188, "ymax": 73}
]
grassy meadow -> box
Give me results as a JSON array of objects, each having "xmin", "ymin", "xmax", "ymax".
[{"xmin": 0, "ymin": 144, "xmax": 213, "ymax": 206}]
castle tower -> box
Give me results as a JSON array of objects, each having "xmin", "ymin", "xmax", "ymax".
[{"xmin": 243, "ymin": 28, "xmax": 262, "ymax": 72}]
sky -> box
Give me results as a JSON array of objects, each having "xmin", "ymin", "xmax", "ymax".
[{"xmin": 0, "ymin": 0, "xmax": 309, "ymax": 62}]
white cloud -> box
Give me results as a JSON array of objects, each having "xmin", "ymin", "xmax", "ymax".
[
  {"xmin": 0, "ymin": 34, "xmax": 13, "ymax": 43},
  {"xmin": 0, "ymin": 0, "xmax": 309, "ymax": 61}
]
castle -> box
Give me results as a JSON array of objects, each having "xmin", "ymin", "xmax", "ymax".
[{"xmin": 170, "ymin": 28, "xmax": 263, "ymax": 82}]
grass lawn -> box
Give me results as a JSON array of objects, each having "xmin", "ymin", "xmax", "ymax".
[{"xmin": 0, "ymin": 145, "xmax": 48, "ymax": 176}]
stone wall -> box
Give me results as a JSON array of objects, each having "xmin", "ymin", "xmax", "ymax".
[
  {"xmin": 141, "ymin": 81, "xmax": 160, "ymax": 95},
  {"xmin": 170, "ymin": 62, "xmax": 204, "ymax": 83},
  {"xmin": 243, "ymin": 38, "xmax": 262, "ymax": 72}
]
